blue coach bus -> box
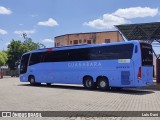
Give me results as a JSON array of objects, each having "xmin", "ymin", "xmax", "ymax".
[{"xmin": 19, "ymin": 40, "xmax": 153, "ymax": 90}]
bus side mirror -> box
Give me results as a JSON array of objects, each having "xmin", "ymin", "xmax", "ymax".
[{"xmin": 135, "ymin": 45, "xmax": 138, "ymax": 53}]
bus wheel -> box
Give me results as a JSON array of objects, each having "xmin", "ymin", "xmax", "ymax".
[
  {"xmin": 97, "ymin": 77, "xmax": 110, "ymax": 91},
  {"xmin": 29, "ymin": 76, "xmax": 35, "ymax": 85},
  {"xmin": 83, "ymin": 77, "xmax": 96, "ymax": 90}
]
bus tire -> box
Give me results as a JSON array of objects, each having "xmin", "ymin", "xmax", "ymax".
[
  {"xmin": 29, "ymin": 76, "xmax": 36, "ymax": 85},
  {"xmin": 83, "ymin": 76, "xmax": 96, "ymax": 90},
  {"xmin": 97, "ymin": 77, "xmax": 110, "ymax": 91}
]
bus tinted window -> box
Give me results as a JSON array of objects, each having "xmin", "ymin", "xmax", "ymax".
[
  {"xmin": 43, "ymin": 50, "xmax": 69, "ymax": 62},
  {"xmin": 140, "ymin": 43, "xmax": 153, "ymax": 66},
  {"xmin": 43, "ymin": 52, "xmax": 53, "ymax": 62},
  {"xmin": 68, "ymin": 48, "xmax": 90, "ymax": 61},
  {"xmin": 29, "ymin": 52, "xmax": 43, "ymax": 65},
  {"xmin": 20, "ymin": 54, "xmax": 30, "ymax": 74},
  {"xmin": 43, "ymin": 49, "xmax": 90, "ymax": 62},
  {"xmin": 42, "ymin": 44, "xmax": 134, "ymax": 62},
  {"xmin": 54, "ymin": 50, "xmax": 69, "ymax": 62},
  {"xmin": 90, "ymin": 44, "xmax": 134, "ymax": 60}
]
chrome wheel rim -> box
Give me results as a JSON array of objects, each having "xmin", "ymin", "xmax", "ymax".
[
  {"xmin": 100, "ymin": 80, "xmax": 106, "ymax": 88},
  {"xmin": 86, "ymin": 80, "xmax": 92, "ymax": 87},
  {"xmin": 30, "ymin": 78, "xmax": 34, "ymax": 84}
]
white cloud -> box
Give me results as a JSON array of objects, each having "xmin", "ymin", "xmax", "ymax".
[
  {"xmin": 42, "ymin": 39, "xmax": 54, "ymax": 43},
  {"xmin": 0, "ymin": 6, "xmax": 12, "ymax": 15},
  {"xmin": 14, "ymin": 30, "xmax": 36, "ymax": 35},
  {"xmin": 114, "ymin": 7, "xmax": 158, "ymax": 19},
  {"xmin": 84, "ymin": 14, "xmax": 130, "ymax": 29},
  {"xmin": 0, "ymin": 28, "xmax": 8, "ymax": 35},
  {"xmin": 37, "ymin": 18, "xmax": 59, "ymax": 27},
  {"xmin": 84, "ymin": 7, "xmax": 159, "ymax": 30}
]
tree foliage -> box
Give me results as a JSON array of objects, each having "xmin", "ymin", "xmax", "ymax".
[
  {"xmin": 7, "ymin": 40, "xmax": 24, "ymax": 70},
  {"xmin": 0, "ymin": 51, "xmax": 7, "ymax": 66},
  {"xmin": 7, "ymin": 37, "xmax": 45, "ymax": 70}
]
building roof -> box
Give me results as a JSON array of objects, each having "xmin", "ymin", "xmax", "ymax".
[{"xmin": 115, "ymin": 22, "xmax": 160, "ymax": 43}]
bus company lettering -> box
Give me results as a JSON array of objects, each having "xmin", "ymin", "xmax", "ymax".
[{"xmin": 68, "ymin": 62, "xmax": 102, "ymax": 68}]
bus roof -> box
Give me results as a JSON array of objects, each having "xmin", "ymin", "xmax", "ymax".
[{"xmin": 23, "ymin": 40, "xmax": 141, "ymax": 55}]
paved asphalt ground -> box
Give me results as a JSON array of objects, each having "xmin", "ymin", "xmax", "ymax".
[{"xmin": 0, "ymin": 77, "xmax": 160, "ymax": 120}]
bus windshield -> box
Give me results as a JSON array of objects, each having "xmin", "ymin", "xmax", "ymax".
[{"xmin": 140, "ymin": 43, "xmax": 153, "ymax": 66}]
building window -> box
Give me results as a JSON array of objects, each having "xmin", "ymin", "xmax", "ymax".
[
  {"xmin": 87, "ymin": 40, "xmax": 91, "ymax": 44},
  {"xmin": 79, "ymin": 39, "xmax": 82, "ymax": 44},
  {"xmin": 105, "ymin": 39, "xmax": 110, "ymax": 43},
  {"xmin": 93, "ymin": 39, "xmax": 96, "ymax": 44},
  {"xmin": 56, "ymin": 42, "xmax": 60, "ymax": 46},
  {"xmin": 70, "ymin": 41, "xmax": 72, "ymax": 45},
  {"xmin": 73, "ymin": 40, "xmax": 78, "ymax": 44},
  {"xmin": 83, "ymin": 39, "xmax": 86, "ymax": 43}
]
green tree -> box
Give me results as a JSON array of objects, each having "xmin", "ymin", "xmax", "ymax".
[
  {"xmin": 22, "ymin": 33, "xmax": 45, "ymax": 50},
  {"xmin": 24, "ymin": 38, "xmax": 38, "ymax": 49},
  {"xmin": 0, "ymin": 51, "xmax": 8, "ymax": 67},
  {"xmin": 7, "ymin": 38, "xmax": 45, "ymax": 70},
  {"xmin": 7, "ymin": 40, "xmax": 24, "ymax": 70}
]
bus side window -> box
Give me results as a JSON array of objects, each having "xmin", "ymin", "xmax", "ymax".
[
  {"xmin": 135, "ymin": 45, "xmax": 138, "ymax": 53},
  {"xmin": 29, "ymin": 52, "xmax": 43, "ymax": 65}
]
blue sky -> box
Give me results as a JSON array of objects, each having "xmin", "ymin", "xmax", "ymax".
[{"xmin": 0, "ymin": 0, "xmax": 160, "ymax": 53}]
